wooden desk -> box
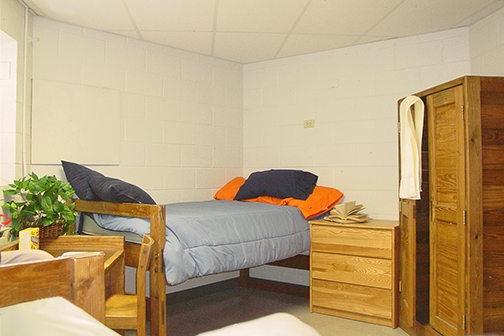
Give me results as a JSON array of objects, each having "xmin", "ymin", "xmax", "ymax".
[
  {"xmin": 103, "ymin": 250, "xmax": 125, "ymax": 297},
  {"xmin": 0, "ymin": 240, "xmax": 18, "ymax": 252},
  {"xmin": 0, "ymin": 235, "xmax": 126, "ymax": 298},
  {"xmin": 0, "ymin": 252, "xmax": 106, "ymax": 321}
]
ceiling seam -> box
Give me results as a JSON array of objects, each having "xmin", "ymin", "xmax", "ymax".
[
  {"xmin": 210, "ymin": 0, "xmax": 219, "ymax": 56},
  {"xmin": 139, "ymin": 30, "xmax": 368, "ymax": 36},
  {"xmin": 120, "ymin": 0, "xmax": 144, "ymax": 40},
  {"xmin": 274, "ymin": 0, "xmax": 313, "ymax": 58},
  {"xmin": 18, "ymin": 0, "xmax": 42, "ymax": 15},
  {"xmin": 356, "ymin": 0, "xmax": 407, "ymax": 43}
]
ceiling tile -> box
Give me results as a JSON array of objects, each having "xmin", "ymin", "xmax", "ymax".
[
  {"xmin": 217, "ymin": 0, "xmax": 309, "ymax": 33},
  {"xmin": 368, "ymin": 0, "xmax": 496, "ymax": 37},
  {"xmin": 28, "ymin": 0, "xmax": 134, "ymax": 30},
  {"xmin": 142, "ymin": 31, "xmax": 213, "ymax": 55},
  {"xmin": 278, "ymin": 34, "xmax": 359, "ymax": 58},
  {"xmin": 456, "ymin": 0, "xmax": 504, "ymax": 26},
  {"xmin": 27, "ymin": 0, "xmax": 504, "ymax": 63},
  {"xmin": 124, "ymin": 0, "xmax": 216, "ymax": 31},
  {"xmin": 213, "ymin": 32, "xmax": 285, "ymax": 63},
  {"xmin": 294, "ymin": 0, "xmax": 404, "ymax": 35}
]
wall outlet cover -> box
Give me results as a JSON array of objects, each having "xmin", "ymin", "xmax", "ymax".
[{"xmin": 304, "ymin": 119, "xmax": 315, "ymax": 128}]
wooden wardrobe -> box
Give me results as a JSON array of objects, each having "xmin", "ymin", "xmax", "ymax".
[{"xmin": 399, "ymin": 76, "xmax": 504, "ymax": 336}]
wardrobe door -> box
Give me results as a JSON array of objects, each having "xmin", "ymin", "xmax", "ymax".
[{"xmin": 427, "ymin": 85, "xmax": 466, "ymax": 336}]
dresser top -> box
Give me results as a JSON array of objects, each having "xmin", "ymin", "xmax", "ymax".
[{"xmin": 309, "ymin": 219, "xmax": 399, "ymax": 230}]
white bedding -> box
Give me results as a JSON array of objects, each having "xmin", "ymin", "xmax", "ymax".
[
  {"xmin": 0, "ymin": 297, "xmax": 119, "ymax": 336},
  {"xmin": 198, "ymin": 313, "xmax": 320, "ymax": 336}
]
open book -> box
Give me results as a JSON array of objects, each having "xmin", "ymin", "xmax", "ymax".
[{"xmin": 324, "ymin": 201, "xmax": 369, "ymax": 224}]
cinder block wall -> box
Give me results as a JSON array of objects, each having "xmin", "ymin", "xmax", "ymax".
[
  {"xmin": 0, "ymin": 0, "xmax": 32, "ymax": 186},
  {"xmin": 242, "ymin": 28, "xmax": 471, "ymax": 220},
  {"xmin": 470, "ymin": 6, "xmax": 504, "ymax": 76},
  {"xmin": 30, "ymin": 17, "xmax": 243, "ymax": 204}
]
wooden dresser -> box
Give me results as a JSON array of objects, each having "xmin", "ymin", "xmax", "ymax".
[{"xmin": 309, "ymin": 219, "xmax": 399, "ymax": 328}]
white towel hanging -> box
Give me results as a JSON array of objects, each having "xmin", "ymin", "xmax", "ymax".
[{"xmin": 399, "ymin": 95, "xmax": 425, "ymax": 200}]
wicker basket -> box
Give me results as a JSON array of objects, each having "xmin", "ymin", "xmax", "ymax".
[{"xmin": 39, "ymin": 223, "xmax": 65, "ymax": 239}]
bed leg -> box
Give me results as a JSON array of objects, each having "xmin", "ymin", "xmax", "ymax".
[
  {"xmin": 239, "ymin": 269, "xmax": 250, "ymax": 288},
  {"xmin": 150, "ymin": 251, "xmax": 167, "ymax": 336}
]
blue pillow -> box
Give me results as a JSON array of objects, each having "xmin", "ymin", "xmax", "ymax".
[
  {"xmin": 89, "ymin": 175, "xmax": 156, "ymax": 204},
  {"xmin": 61, "ymin": 160, "xmax": 103, "ymax": 200},
  {"xmin": 234, "ymin": 170, "xmax": 318, "ymax": 201}
]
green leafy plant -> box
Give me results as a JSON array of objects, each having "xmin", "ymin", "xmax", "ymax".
[{"xmin": 2, "ymin": 173, "xmax": 77, "ymax": 237}]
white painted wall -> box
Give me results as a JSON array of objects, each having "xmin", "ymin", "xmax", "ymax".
[
  {"xmin": 0, "ymin": 31, "xmax": 17, "ymax": 185},
  {"xmin": 31, "ymin": 17, "xmax": 243, "ymax": 204},
  {"xmin": 0, "ymin": 0, "xmax": 32, "ymax": 191},
  {"xmin": 470, "ymin": 6, "xmax": 504, "ymax": 75},
  {"xmin": 243, "ymin": 28, "xmax": 471, "ymax": 221}
]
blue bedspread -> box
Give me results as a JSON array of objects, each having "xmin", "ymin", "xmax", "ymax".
[{"xmin": 92, "ymin": 200, "xmax": 309, "ymax": 285}]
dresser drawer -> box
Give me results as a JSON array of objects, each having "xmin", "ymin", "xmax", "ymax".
[
  {"xmin": 311, "ymin": 224, "xmax": 393, "ymax": 259},
  {"xmin": 311, "ymin": 252, "xmax": 392, "ymax": 289},
  {"xmin": 311, "ymin": 279, "xmax": 392, "ymax": 320}
]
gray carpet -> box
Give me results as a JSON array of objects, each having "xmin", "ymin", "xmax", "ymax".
[{"xmin": 165, "ymin": 280, "xmax": 408, "ymax": 336}]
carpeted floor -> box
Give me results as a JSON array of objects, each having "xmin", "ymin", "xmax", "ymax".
[{"xmin": 164, "ymin": 280, "xmax": 409, "ymax": 336}]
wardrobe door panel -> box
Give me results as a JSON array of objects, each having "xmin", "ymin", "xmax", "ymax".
[{"xmin": 428, "ymin": 85, "xmax": 466, "ymax": 336}]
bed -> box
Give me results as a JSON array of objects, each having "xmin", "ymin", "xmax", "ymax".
[
  {"xmin": 81, "ymin": 200, "xmax": 309, "ymax": 285},
  {"xmin": 75, "ymin": 199, "xmax": 311, "ymax": 336}
]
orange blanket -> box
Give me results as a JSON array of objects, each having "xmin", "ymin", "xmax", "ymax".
[{"xmin": 214, "ymin": 177, "xmax": 343, "ymax": 219}]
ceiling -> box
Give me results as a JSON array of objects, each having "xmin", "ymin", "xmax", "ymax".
[{"xmin": 25, "ymin": 0, "xmax": 504, "ymax": 63}]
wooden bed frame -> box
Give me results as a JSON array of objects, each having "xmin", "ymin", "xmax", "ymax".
[{"xmin": 75, "ymin": 199, "xmax": 310, "ymax": 336}]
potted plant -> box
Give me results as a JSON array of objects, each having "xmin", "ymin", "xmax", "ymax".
[{"xmin": 2, "ymin": 173, "xmax": 77, "ymax": 238}]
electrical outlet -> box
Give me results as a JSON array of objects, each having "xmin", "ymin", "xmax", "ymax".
[{"xmin": 304, "ymin": 119, "xmax": 315, "ymax": 128}]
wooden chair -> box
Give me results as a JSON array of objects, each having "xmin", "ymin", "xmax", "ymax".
[{"xmin": 105, "ymin": 235, "xmax": 154, "ymax": 336}]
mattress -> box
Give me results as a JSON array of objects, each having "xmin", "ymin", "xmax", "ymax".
[
  {"xmin": 82, "ymin": 215, "xmax": 143, "ymax": 243},
  {"xmin": 83, "ymin": 200, "xmax": 310, "ymax": 285}
]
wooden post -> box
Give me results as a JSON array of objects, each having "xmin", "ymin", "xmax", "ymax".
[{"xmin": 149, "ymin": 205, "xmax": 167, "ymax": 336}]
